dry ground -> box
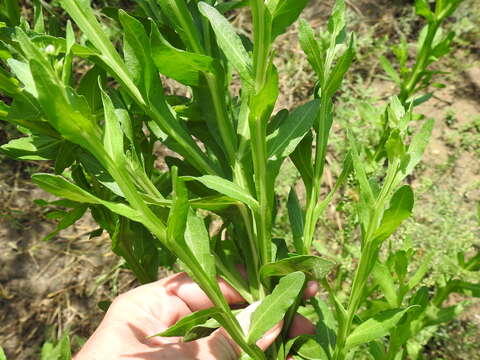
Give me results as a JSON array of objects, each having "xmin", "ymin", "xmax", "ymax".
[{"xmin": 1, "ymin": 0, "xmax": 479, "ymax": 359}]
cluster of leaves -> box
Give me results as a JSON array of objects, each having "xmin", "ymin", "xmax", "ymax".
[{"xmin": 0, "ymin": 0, "xmax": 477, "ymax": 359}]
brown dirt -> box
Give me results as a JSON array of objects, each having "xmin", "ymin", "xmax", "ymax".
[
  {"xmin": 1, "ymin": 1, "xmax": 479, "ymax": 359},
  {"xmin": 0, "ymin": 160, "xmax": 138, "ymax": 358}
]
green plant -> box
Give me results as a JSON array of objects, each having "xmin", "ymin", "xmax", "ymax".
[{"xmin": 0, "ymin": 0, "xmax": 477, "ymax": 359}]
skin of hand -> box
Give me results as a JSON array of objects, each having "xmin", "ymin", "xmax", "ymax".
[{"xmin": 74, "ymin": 272, "xmax": 318, "ymax": 360}]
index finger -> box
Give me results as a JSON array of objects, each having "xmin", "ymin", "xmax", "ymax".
[{"xmin": 163, "ymin": 272, "xmax": 245, "ymax": 312}]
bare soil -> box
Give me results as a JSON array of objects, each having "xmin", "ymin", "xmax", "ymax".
[{"xmin": 1, "ymin": 1, "xmax": 479, "ymax": 359}]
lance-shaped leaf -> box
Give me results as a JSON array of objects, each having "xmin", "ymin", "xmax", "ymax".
[
  {"xmin": 183, "ymin": 175, "xmax": 259, "ymax": 212},
  {"xmin": 348, "ymin": 131, "xmax": 375, "ymax": 205},
  {"xmin": 167, "ymin": 169, "xmax": 189, "ymax": 244},
  {"xmin": 151, "ymin": 25, "xmax": 217, "ymax": 87},
  {"xmin": 290, "ymin": 130, "xmax": 314, "ymax": 194},
  {"xmin": 61, "ymin": 0, "xmax": 144, "ymax": 104},
  {"xmin": 6, "ymin": 59, "xmax": 36, "ymax": 96},
  {"xmin": 288, "ymin": 187, "xmax": 304, "ymax": 254},
  {"xmin": 185, "ymin": 210, "xmax": 216, "ymax": 279},
  {"xmin": 313, "ymin": 152, "xmax": 352, "ymax": 219},
  {"xmin": 25, "ymin": 48, "xmax": 103, "ymax": 153},
  {"xmin": 216, "ymin": 0, "xmax": 249, "ymax": 13},
  {"xmin": 259, "ymin": 255, "xmax": 335, "ymax": 281},
  {"xmin": 324, "ymin": 34, "xmax": 355, "ymax": 98},
  {"xmin": 372, "ymin": 262, "xmax": 398, "ymax": 308},
  {"xmin": 157, "ymin": 0, "xmax": 202, "ymax": 51},
  {"xmin": 267, "ymin": 100, "xmax": 320, "ymax": 161},
  {"xmin": 118, "ymin": 10, "xmax": 155, "ymax": 97},
  {"xmin": 270, "ymin": 0, "xmax": 309, "ymax": 39},
  {"xmin": 372, "ymin": 185, "xmax": 414, "ymax": 244},
  {"xmin": 0, "ymin": 135, "xmax": 61, "ymax": 160},
  {"xmin": 345, "ymin": 306, "xmax": 417, "ymax": 350},
  {"xmin": 152, "ymin": 308, "xmax": 222, "ymax": 337},
  {"xmin": 248, "ymin": 271, "xmax": 306, "ymax": 344},
  {"xmin": 100, "ymin": 86, "xmax": 125, "ymax": 164},
  {"xmin": 2, "ymin": 0, "xmax": 20, "ymax": 26},
  {"xmin": 403, "ymin": 118, "xmax": 434, "ymax": 176},
  {"xmin": 198, "ymin": 2, "xmax": 253, "ymax": 87},
  {"xmin": 32, "ymin": 173, "xmax": 142, "ymax": 222},
  {"xmin": 44, "ymin": 205, "xmax": 88, "ymax": 241},
  {"xmin": 328, "ymin": 0, "xmax": 346, "ymax": 40},
  {"xmin": 415, "ymin": 0, "xmax": 435, "ymax": 21},
  {"xmin": 292, "ymin": 335, "xmax": 329, "ymax": 360},
  {"xmin": 298, "ymin": 19, "xmax": 324, "ymax": 84},
  {"xmin": 380, "ymin": 55, "xmax": 401, "ymax": 84}
]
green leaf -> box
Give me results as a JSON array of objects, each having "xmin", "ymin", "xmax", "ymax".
[
  {"xmin": 60, "ymin": 0, "xmax": 144, "ymax": 104},
  {"xmin": 183, "ymin": 175, "xmax": 259, "ymax": 212},
  {"xmin": 62, "ymin": 20, "xmax": 75, "ymax": 85},
  {"xmin": 6, "ymin": 59, "xmax": 36, "ymax": 96},
  {"xmin": 33, "ymin": 0, "xmax": 45, "ymax": 33},
  {"xmin": 2, "ymin": 0, "xmax": 20, "ymax": 26},
  {"xmin": 324, "ymin": 34, "xmax": 355, "ymax": 98},
  {"xmin": 54, "ymin": 141, "xmax": 77, "ymax": 174},
  {"xmin": 372, "ymin": 262, "xmax": 398, "ymax": 308},
  {"xmin": 368, "ymin": 340, "xmax": 386, "ymax": 360},
  {"xmin": 0, "ymin": 346, "xmax": 7, "ymax": 360},
  {"xmin": 290, "ymin": 130, "xmax": 314, "ymax": 194},
  {"xmin": 298, "ymin": 19, "xmax": 324, "ymax": 84},
  {"xmin": 198, "ymin": 2, "xmax": 253, "ymax": 86},
  {"xmin": 385, "ymin": 130, "xmax": 405, "ymax": 162},
  {"xmin": 152, "ymin": 308, "xmax": 222, "ymax": 337},
  {"xmin": 77, "ymin": 65, "xmax": 105, "ymax": 111},
  {"xmin": 167, "ymin": 169, "xmax": 189, "ymax": 244},
  {"xmin": 43, "ymin": 205, "xmax": 87, "ymax": 241},
  {"xmin": 185, "ymin": 210, "xmax": 216, "ymax": 278},
  {"xmin": 345, "ymin": 307, "xmax": 417, "ymax": 350},
  {"xmin": 328, "ymin": 0, "xmax": 346, "ymax": 40},
  {"xmin": 28, "ymin": 57, "xmax": 103, "ymax": 152},
  {"xmin": 31, "ymin": 173, "xmax": 142, "ymax": 222},
  {"xmin": 100, "ymin": 86, "xmax": 125, "ymax": 163},
  {"xmin": 373, "ymin": 185, "xmax": 414, "ymax": 244},
  {"xmin": 380, "ymin": 55, "xmax": 401, "ymax": 84},
  {"xmin": 313, "ymin": 152, "xmax": 352, "ymax": 219},
  {"xmin": 58, "ymin": 332, "xmax": 72, "ymax": 360},
  {"xmin": 118, "ymin": 10, "xmax": 155, "ymax": 97},
  {"xmin": 0, "ymin": 135, "xmax": 61, "ymax": 160},
  {"xmin": 425, "ymin": 303, "xmax": 466, "ymax": 327},
  {"xmin": 271, "ymin": 0, "xmax": 309, "ymax": 39},
  {"xmin": 248, "ymin": 271, "xmax": 306, "ymax": 344},
  {"xmin": 288, "ymin": 187, "xmax": 304, "ymax": 254},
  {"xmin": 157, "ymin": 0, "xmax": 202, "ymax": 52},
  {"xmin": 404, "ymin": 118, "xmax": 434, "ymax": 176},
  {"xmin": 151, "ymin": 25, "xmax": 217, "ymax": 87},
  {"xmin": 216, "ymin": 0, "xmax": 249, "ymax": 13},
  {"xmin": 348, "ymin": 131, "xmax": 375, "ymax": 205},
  {"xmin": 292, "ymin": 335, "xmax": 329, "ymax": 360},
  {"xmin": 267, "ymin": 100, "xmax": 320, "ymax": 161},
  {"xmin": 415, "ymin": 0, "xmax": 434, "ymax": 21},
  {"xmin": 260, "ymin": 255, "xmax": 335, "ymax": 281}
]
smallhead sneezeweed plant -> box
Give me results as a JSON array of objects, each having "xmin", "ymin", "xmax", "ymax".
[{"xmin": 0, "ymin": 0, "xmax": 479, "ymax": 359}]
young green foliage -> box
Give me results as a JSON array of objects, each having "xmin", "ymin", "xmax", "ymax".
[{"xmin": 0, "ymin": 0, "xmax": 472, "ymax": 359}]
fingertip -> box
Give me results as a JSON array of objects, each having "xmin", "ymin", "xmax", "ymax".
[
  {"xmin": 256, "ymin": 320, "xmax": 284, "ymax": 350},
  {"xmin": 303, "ymin": 280, "xmax": 319, "ymax": 299},
  {"xmin": 288, "ymin": 314, "xmax": 316, "ymax": 338}
]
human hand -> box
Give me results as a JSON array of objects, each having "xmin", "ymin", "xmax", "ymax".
[{"xmin": 74, "ymin": 272, "xmax": 318, "ymax": 360}]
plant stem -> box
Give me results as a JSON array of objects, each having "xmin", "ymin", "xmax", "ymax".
[
  {"xmin": 399, "ymin": 21, "xmax": 439, "ymax": 103},
  {"xmin": 303, "ymin": 96, "xmax": 332, "ymax": 253},
  {"xmin": 250, "ymin": 0, "xmax": 273, "ymax": 271},
  {"xmin": 96, "ymin": 144, "xmax": 263, "ymax": 359},
  {"xmin": 333, "ymin": 161, "xmax": 400, "ymax": 360}
]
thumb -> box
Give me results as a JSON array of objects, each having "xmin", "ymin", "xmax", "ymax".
[{"xmin": 197, "ymin": 302, "xmax": 283, "ymax": 359}]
